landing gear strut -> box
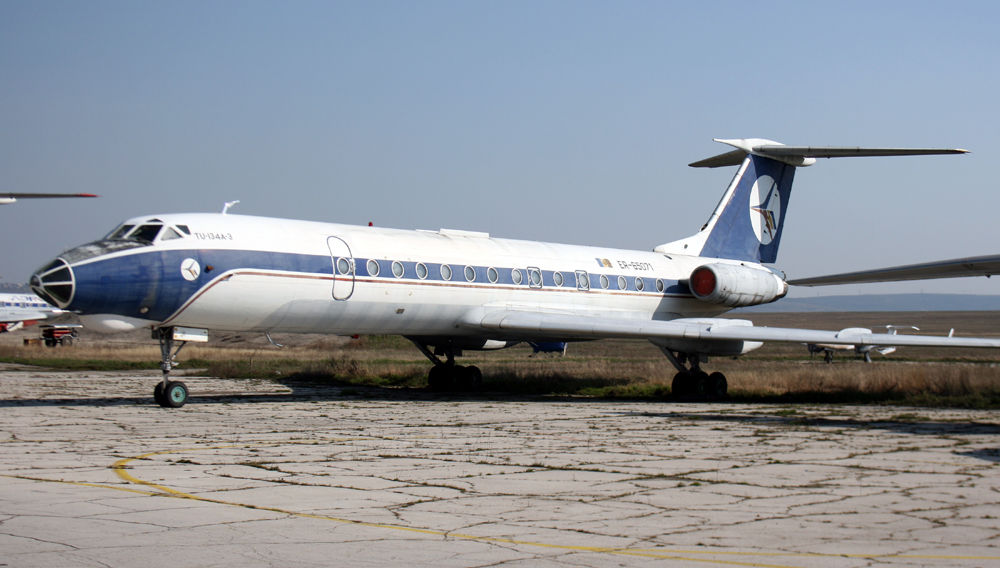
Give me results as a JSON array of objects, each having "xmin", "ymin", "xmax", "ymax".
[
  {"xmin": 658, "ymin": 348, "xmax": 728, "ymax": 401},
  {"xmin": 409, "ymin": 339, "xmax": 483, "ymax": 391},
  {"xmin": 153, "ymin": 327, "xmax": 189, "ymax": 408}
]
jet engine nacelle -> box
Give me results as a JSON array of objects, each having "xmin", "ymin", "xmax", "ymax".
[{"xmin": 688, "ymin": 263, "xmax": 788, "ymax": 307}]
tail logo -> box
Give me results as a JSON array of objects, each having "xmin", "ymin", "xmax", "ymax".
[{"xmin": 749, "ymin": 175, "xmax": 781, "ymax": 245}]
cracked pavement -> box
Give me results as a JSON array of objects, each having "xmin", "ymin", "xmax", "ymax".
[{"xmin": 1, "ymin": 366, "xmax": 999, "ymax": 567}]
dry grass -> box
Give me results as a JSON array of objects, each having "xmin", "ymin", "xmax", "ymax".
[{"xmin": 3, "ymin": 311, "xmax": 1000, "ymax": 406}]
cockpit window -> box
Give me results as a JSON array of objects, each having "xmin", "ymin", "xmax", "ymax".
[
  {"xmin": 130, "ymin": 224, "xmax": 163, "ymax": 243},
  {"xmin": 103, "ymin": 221, "xmax": 189, "ymax": 245},
  {"xmin": 107, "ymin": 225, "xmax": 135, "ymax": 240},
  {"xmin": 159, "ymin": 227, "xmax": 183, "ymax": 241}
]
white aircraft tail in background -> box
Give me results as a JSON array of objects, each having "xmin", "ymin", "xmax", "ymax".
[{"xmin": 29, "ymin": 138, "xmax": 987, "ymax": 407}]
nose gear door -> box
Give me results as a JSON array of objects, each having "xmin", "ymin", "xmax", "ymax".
[{"xmin": 327, "ymin": 236, "xmax": 354, "ymax": 300}]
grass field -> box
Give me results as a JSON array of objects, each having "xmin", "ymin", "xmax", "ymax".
[{"xmin": 3, "ymin": 311, "xmax": 1000, "ymax": 407}]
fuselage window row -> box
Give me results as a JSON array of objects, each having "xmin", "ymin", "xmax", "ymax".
[{"xmin": 340, "ymin": 257, "xmax": 681, "ymax": 296}]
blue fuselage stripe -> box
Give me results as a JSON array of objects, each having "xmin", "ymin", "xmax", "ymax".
[{"xmin": 67, "ymin": 248, "xmax": 692, "ymax": 322}]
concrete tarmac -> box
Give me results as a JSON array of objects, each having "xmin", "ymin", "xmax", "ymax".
[{"xmin": 2, "ymin": 364, "xmax": 999, "ymax": 567}]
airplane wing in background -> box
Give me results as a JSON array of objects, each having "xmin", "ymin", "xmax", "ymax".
[
  {"xmin": 1, "ymin": 193, "xmax": 98, "ymax": 204},
  {"xmin": 459, "ymin": 310, "xmax": 1000, "ymax": 350},
  {"xmin": 789, "ymin": 254, "xmax": 1000, "ymax": 286}
]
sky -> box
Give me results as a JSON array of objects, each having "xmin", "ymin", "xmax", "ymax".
[{"xmin": 2, "ymin": 0, "xmax": 999, "ymax": 298}]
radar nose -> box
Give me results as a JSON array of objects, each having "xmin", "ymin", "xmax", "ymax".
[{"xmin": 31, "ymin": 258, "xmax": 76, "ymax": 308}]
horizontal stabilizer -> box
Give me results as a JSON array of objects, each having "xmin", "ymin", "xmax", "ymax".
[
  {"xmin": 690, "ymin": 138, "xmax": 968, "ymax": 168},
  {"xmin": 790, "ymin": 254, "xmax": 1000, "ymax": 286}
]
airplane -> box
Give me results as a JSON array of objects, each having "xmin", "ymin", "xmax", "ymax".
[
  {"xmin": 28, "ymin": 137, "xmax": 1000, "ymax": 408},
  {"xmin": 790, "ymin": 254, "xmax": 1000, "ymax": 286},
  {"xmin": 0, "ymin": 292, "xmax": 64, "ymax": 332},
  {"xmin": 806, "ymin": 325, "xmax": 919, "ymax": 363},
  {"xmin": 0, "ymin": 193, "xmax": 98, "ymax": 205}
]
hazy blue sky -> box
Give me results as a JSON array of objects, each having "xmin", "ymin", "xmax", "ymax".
[{"xmin": 2, "ymin": 1, "xmax": 998, "ymax": 298}]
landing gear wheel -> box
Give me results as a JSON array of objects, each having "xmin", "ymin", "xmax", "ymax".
[
  {"xmin": 707, "ymin": 372, "xmax": 728, "ymax": 400},
  {"xmin": 672, "ymin": 371, "xmax": 694, "ymax": 399},
  {"xmin": 460, "ymin": 365, "xmax": 483, "ymax": 390},
  {"xmin": 153, "ymin": 382, "xmax": 165, "ymax": 405},
  {"xmin": 160, "ymin": 381, "xmax": 188, "ymax": 408},
  {"xmin": 427, "ymin": 365, "xmax": 452, "ymax": 391}
]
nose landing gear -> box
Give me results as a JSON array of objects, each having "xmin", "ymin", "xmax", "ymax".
[{"xmin": 154, "ymin": 327, "xmax": 189, "ymax": 408}]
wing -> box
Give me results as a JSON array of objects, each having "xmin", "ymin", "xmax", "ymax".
[
  {"xmin": 0, "ymin": 192, "xmax": 98, "ymax": 204},
  {"xmin": 2, "ymin": 193, "xmax": 98, "ymax": 199},
  {"xmin": 1, "ymin": 310, "xmax": 50, "ymax": 323},
  {"xmin": 789, "ymin": 254, "xmax": 1000, "ymax": 286},
  {"xmin": 459, "ymin": 309, "xmax": 1000, "ymax": 349}
]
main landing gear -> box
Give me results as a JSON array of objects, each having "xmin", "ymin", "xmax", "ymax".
[
  {"xmin": 153, "ymin": 327, "xmax": 189, "ymax": 408},
  {"xmin": 658, "ymin": 348, "xmax": 728, "ymax": 401},
  {"xmin": 409, "ymin": 339, "xmax": 483, "ymax": 391}
]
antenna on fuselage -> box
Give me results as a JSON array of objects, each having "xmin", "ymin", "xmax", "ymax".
[{"xmin": 222, "ymin": 200, "xmax": 240, "ymax": 214}]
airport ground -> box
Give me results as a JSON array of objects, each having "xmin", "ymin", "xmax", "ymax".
[{"xmin": 2, "ymin": 312, "xmax": 1000, "ymax": 567}]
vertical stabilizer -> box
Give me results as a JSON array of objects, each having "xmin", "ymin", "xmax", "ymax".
[
  {"xmin": 655, "ymin": 152, "xmax": 795, "ymax": 264},
  {"xmin": 698, "ymin": 154, "xmax": 795, "ymax": 263},
  {"xmin": 654, "ymin": 138, "xmax": 967, "ymax": 264}
]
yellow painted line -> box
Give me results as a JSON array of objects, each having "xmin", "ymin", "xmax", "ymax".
[
  {"xmin": 8, "ymin": 443, "xmax": 998, "ymax": 566},
  {"xmin": 2, "ymin": 473, "xmax": 161, "ymax": 497}
]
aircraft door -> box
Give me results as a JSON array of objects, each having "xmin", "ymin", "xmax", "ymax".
[{"xmin": 327, "ymin": 236, "xmax": 355, "ymax": 300}]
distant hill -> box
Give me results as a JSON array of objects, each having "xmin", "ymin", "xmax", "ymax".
[
  {"xmin": 737, "ymin": 294, "xmax": 1000, "ymax": 313},
  {"xmin": 0, "ymin": 282, "xmax": 31, "ymax": 294}
]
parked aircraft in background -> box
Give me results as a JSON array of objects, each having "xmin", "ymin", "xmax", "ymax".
[
  {"xmin": 0, "ymin": 293, "xmax": 63, "ymax": 332},
  {"xmin": 791, "ymin": 254, "xmax": 1000, "ymax": 286},
  {"xmin": 806, "ymin": 325, "xmax": 920, "ymax": 363},
  {"xmin": 30, "ymin": 138, "xmax": 999, "ymax": 408},
  {"xmin": 1, "ymin": 192, "xmax": 97, "ymax": 205}
]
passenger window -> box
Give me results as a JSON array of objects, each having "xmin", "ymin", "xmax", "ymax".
[
  {"xmin": 576, "ymin": 270, "xmax": 589, "ymax": 291},
  {"xmin": 392, "ymin": 261, "xmax": 404, "ymax": 278},
  {"xmin": 528, "ymin": 267, "xmax": 542, "ymax": 288},
  {"xmin": 416, "ymin": 262, "xmax": 428, "ymax": 279},
  {"xmin": 553, "ymin": 271, "xmax": 564, "ymax": 287},
  {"xmin": 487, "ymin": 267, "xmax": 499, "ymax": 283},
  {"xmin": 635, "ymin": 277, "xmax": 644, "ymax": 291},
  {"xmin": 464, "ymin": 265, "xmax": 476, "ymax": 282},
  {"xmin": 656, "ymin": 279, "xmax": 665, "ymax": 293},
  {"xmin": 337, "ymin": 257, "xmax": 353, "ymax": 275},
  {"xmin": 367, "ymin": 259, "xmax": 380, "ymax": 277},
  {"xmin": 617, "ymin": 275, "xmax": 627, "ymax": 290},
  {"xmin": 440, "ymin": 264, "xmax": 453, "ymax": 280},
  {"xmin": 600, "ymin": 274, "xmax": 610, "ymax": 289},
  {"xmin": 512, "ymin": 268, "xmax": 523, "ymax": 285}
]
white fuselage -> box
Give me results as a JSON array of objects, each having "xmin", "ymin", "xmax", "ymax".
[{"xmin": 39, "ymin": 213, "xmax": 754, "ymax": 337}]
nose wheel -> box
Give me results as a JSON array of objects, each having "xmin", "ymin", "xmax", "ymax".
[{"xmin": 153, "ymin": 379, "xmax": 189, "ymax": 407}]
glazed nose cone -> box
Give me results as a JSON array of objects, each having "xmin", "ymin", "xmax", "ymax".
[{"xmin": 31, "ymin": 258, "xmax": 75, "ymax": 308}]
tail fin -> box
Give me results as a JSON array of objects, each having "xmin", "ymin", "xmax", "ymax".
[{"xmin": 655, "ymin": 138, "xmax": 968, "ymax": 264}]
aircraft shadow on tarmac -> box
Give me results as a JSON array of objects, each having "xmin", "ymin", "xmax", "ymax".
[
  {"xmin": 629, "ymin": 411, "xmax": 1000, "ymax": 439},
  {"xmin": 4, "ymin": 380, "xmax": 1000, "ymax": 444}
]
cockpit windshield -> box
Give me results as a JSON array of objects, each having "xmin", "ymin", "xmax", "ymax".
[
  {"xmin": 130, "ymin": 224, "xmax": 163, "ymax": 243},
  {"xmin": 57, "ymin": 219, "xmax": 191, "ymax": 264},
  {"xmin": 103, "ymin": 219, "xmax": 188, "ymax": 245}
]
